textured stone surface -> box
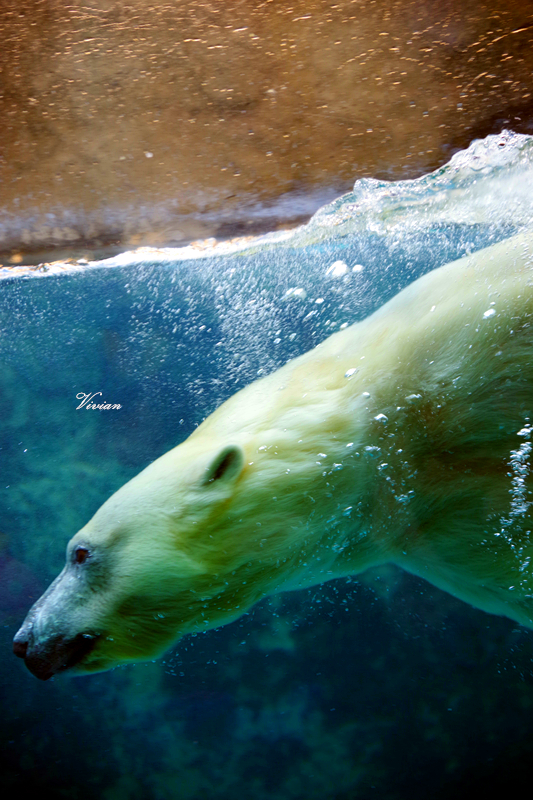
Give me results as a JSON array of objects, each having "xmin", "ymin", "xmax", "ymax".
[{"xmin": 1, "ymin": 0, "xmax": 532, "ymax": 263}]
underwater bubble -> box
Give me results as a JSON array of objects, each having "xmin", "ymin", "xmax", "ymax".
[
  {"xmin": 345, "ymin": 368, "xmax": 358, "ymax": 378},
  {"xmin": 396, "ymin": 491, "xmax": 415, "ymax": 505},
  {"xmin": 282, "ymin": 287, "xmax": 307, "ymax": 301},
  {"xmin": 326, "ymin": 260, "xmax": 349, "ymax": 277},
  {"xmin": 332, "ymin": 538, "xmax": 350, "ymax": 552},
  {"xmin": 483, "ymin": 308, "xmax": 496, "ymax": 318}
]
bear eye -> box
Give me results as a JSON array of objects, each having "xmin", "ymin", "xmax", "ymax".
[{"xmin": 74, "ymin": 546, "xmax": 90, "ymax": 565}]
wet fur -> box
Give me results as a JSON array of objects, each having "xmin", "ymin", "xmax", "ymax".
[{"xmin": 16, "ymin": 231, "xmax": 533, "ymax": 674}]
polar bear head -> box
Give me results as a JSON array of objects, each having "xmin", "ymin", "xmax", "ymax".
[{"xmin": 13, "ymin": 439, "xmax": 259, "ymax": 679}]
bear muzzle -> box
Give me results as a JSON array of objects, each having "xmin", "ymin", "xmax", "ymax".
[{"xmin": 13, "ymin": 627, "xmax": 99, "ymax": 680}]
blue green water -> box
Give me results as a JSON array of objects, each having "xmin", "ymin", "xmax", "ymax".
[{"xmin": 1, "ymin": 131, "xmax": 533, "ymax": 798}]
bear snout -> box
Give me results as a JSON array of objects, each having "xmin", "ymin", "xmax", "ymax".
[
  {"xmin": 13, "ymin": 629, "xmax": 98, "ymax": 680},
  {"xmin": 12, "ymin": 637, "xmax": 28, "ymax": 659}
]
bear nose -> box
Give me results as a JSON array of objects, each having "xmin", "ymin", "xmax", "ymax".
[
  {"xmin": 13, "ymin": 638, "xmax": 28, "ymax": 659},
  {"xmin": 14, "ymin": 632, "xmax": 99, "ymax": 680}
]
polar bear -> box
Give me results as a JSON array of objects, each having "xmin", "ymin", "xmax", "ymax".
[{"xmin": 13, "ymin": 231, "xmax": 533, "ymax": 679}]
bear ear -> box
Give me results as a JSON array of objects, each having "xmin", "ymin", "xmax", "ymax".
[{"xmin": 202, "ymin": 445, "xmax": 244, "ymax": 486}]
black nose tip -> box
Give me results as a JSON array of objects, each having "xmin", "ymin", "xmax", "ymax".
[
  {"xmin": 14, "ymin": 632, "xmax": 99, "ymax": 680},
  {"xmin": 13, "ymin": 638, "xmax": 28, "ymax": 659}
]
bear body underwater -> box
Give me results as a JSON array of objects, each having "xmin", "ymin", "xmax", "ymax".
[{"xmin": 14, "ymin": 231, "xmax": 533, "ymax": 679}]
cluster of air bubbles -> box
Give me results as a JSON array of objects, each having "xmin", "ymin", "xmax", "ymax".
[
  {"xmin": 496, "ymin": 423, "xmax": 533, "ymax": 582},
  {"xmin": 332, "ymin": 538, "xmax": 350, "ymax": 553},
  {"xmin": 507, "ymin": 424, "xmax": 533, "ymax": 521},
  {"xmin": 395, "ymin": 490, "xmax": 415, "ymax": 506},
  {"xmin": 325, "ymin": 261, "xmax": 365, "ymax": 278},
  {"xmin": 282, "ymin": 287, "xmax": 307, "ymax": 301}
]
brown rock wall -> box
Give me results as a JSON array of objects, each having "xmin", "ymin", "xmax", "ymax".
[{"xmin": 0, "ymin": 0, "xmax": 532, "ymax": 262}]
